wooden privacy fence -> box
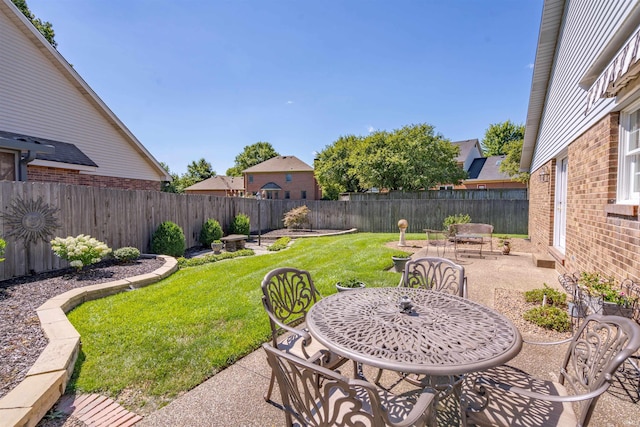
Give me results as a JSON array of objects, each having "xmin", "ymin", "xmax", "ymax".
[{"xmin": 0, "ymin": 182, "xmax": 528, "ymax": 280}]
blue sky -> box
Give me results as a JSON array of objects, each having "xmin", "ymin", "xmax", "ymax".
[{"xmin": 27, "ymin": 0, "xmax": 542, "ymax": 176}]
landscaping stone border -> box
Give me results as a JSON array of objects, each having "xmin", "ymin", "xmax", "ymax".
[{"xmin": 0, "ymin": 255, "xmax": 178, "ymax": 427}]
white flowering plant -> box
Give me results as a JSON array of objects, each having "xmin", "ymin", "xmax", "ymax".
[{"xmin": 50, "ymin": 234, "xmax": 112, "ymax": 271}]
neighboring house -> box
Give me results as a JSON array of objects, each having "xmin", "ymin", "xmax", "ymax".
[
  {"xmin": 449, "ymin": 139, "xmax": 526, "ymax": 190},
  {"xmin": 184, "ymin": 175, "xmax": 245, "ymax": 197},
  {"xmin": 522, "ymin": 0, "xmax": 640, "ymax": 281},
  {"xmin": 0, "ymin": 0, "xmax": 170, "ymax": 190},
  {"xmin": 243, "ymin": 155, "xmax": 321, "ymax": 200}
]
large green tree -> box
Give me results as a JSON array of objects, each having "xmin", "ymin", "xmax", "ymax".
[
  {"xmin": 481, "ymin": 120, "xmax": 525, "ymax": 156},
  {"xmin": 499, "ymin": 139, "xmax": 530, "ymax": 183},
  {"xmin": 160, "ymin": 159, "xmax": 215, "ymax": 193},
  {"xmin": 226, "ymin": 142, "xmax": 279, "ymax": 176},
  {"xmin": 354, "ymin": 124, "xmax": 466, "ymax": 191},
  {"xmin": 12, "ymin": 0, "xmax": 57, "ymax": 47},
  {"xmin": 315, "ymin": 123, "xmax": 466, "ymax": 198},
  {"xmin": 314, "ymin": 135, "xmax": 365, "ymax": 200}
]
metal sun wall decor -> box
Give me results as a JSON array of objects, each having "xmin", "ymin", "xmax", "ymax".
[{"xmin": 1, "ymin": 196, "xmax": 60, "ymax": 245}]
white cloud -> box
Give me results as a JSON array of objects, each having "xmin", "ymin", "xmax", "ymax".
[
  {"xmin": 527, "ymin": 63, "xmax": 534, "ymax": 69},
  {"xmin": 367, "ymin": 126, "xmax": 375, "ymax": 133},
  {"xmin": 286, "ymin": 100, "xmax": 294, "ymax": 104}
]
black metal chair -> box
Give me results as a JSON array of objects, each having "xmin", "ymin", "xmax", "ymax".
[
  {"xmin": 263, "ymin": 343, "xmax": 436, "ymax": 427},
  {"xmin": 464, "ymin": 314, "xmax": 640, "ymax": 427},
  {"xmin": 261, "ymin": 267, "xmax": 349, "ymax": 403}
]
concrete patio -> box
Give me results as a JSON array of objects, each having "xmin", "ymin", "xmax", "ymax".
[{"xmin": 133, "ymin": 246, "xmax": 639, "ymax": 427}]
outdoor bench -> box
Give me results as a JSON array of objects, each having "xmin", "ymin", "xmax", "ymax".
[
  {"xmin": 220, "ymin": 234, "xmax": 247, "ymax": 252},
  {"xmin": 450, "ymin": 223, "xmax": 493, "ymax": 258}
]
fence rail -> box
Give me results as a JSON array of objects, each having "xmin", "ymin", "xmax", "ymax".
[{"xmin": 0, "ymin": 182, "xmax": 528, "ymax": 280}]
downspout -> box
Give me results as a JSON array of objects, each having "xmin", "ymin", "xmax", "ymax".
[{"xmin": 18, "ymin": 150, "xmax": 37, "ymax": 181}]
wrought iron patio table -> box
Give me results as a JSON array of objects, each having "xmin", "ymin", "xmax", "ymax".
[{"xmin": 306, "ymin": 287, "xmax": 522, "ymax": 425}]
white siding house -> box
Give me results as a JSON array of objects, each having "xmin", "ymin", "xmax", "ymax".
[
  {"xmin": 524, "ymin": 0, "xmax": 640, "ymax": 281},
  {"xmin": 0, "ymin": 0, "xmax": 170, "ymax": 189}
]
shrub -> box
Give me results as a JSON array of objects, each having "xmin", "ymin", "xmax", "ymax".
[
  {"xmin": 0, "ymin": 237, "xmax": 5, "ymax": 262},
  {"xmin": 113, "ymin": 247, "xmax": 141, "ymax": 263},
  {"xmin": 524, "ymin": 284, "xmax": 567, "ymax": 307},
  {"xmin": 50, "ymin": 234, "xmax": 112, "ymax": 270},
  {"xmin": 151, "ymin": 221, "xmax": 186, "ymax": 257},
  {"xmin": 267, "ymin": 236, "xmax": 291, "ymax": 251},
  {"xmin": 443, "ymin": 214, "xmax": 471, "ymax": 234},
  {"xmin": 337, "ymin": 278, "xmax": 365, "ymax": 288},
  {"xmin": 199, "ymin": 218, "xmax": 223, "ymax": 247},
  {"xmin": 283, "ymin": 205, "xmax": 311, "ymax": 229},
  {"xmin": 177, "ymin": 249, "xmax": 254, "ymax": 268},
  {"xmin": 231, "ymin": 213, "xmax": 250, "ymax": 237},
  {"xmin": 523, "ymin": 306, "xmax": 571, "ymax": 332}
]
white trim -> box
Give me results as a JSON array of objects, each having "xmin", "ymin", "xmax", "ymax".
[
  {"xmin": 618, "ymin": 98, "xmax": 640, "ymax": 203},
  {"xmin": 29, "ymin": 159, "xmax": 98, "ymax": 172}
]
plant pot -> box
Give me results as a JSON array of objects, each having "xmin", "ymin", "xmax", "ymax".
[
  {"xmin": 501, "ymin": 244, "xmax": 511, "ymax": 255},
  {"xmin": 336, "ymin": 282, "xmax": 365, "ymax": 292},
  {"xmin": 392, "ymin": 256, "xmax": 411, "ymax": 273},
  {"xmin": 567, "ymin": 301, "xmax": 586, "ymax": 318},
  {"xmin": 602, "ymin": 301, "xmax": 634, "ymax": 318},
  {"xmin": 211, "ymin": 242, "xmax": 223, "ymax": 254}
]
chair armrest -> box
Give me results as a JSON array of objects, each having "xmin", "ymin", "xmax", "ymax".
[
  {"xmin": 475, "ymin": 375, "xmax": 611, "ymax": 403},
  {"xmin": 262, "ymin": 298, "xmax": 312, "ymax": 345},
  {"xmin": 385, "ymin": 387, "xmax": 436, "ymax": 427}
]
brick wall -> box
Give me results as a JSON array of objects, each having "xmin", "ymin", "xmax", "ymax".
[
  {"xmin": 529, "ymin": 113, "xmax": 640, "ymax": 282},
  {"xmin": 245, "ymin": 171, "xmax": 320, "ymax": 200},
  {"xmin": 27, "ymin": 165, "xmax": 161, "ymax": 191}
]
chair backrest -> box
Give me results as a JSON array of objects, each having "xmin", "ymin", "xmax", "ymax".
[
  {"xmin": 261, "ymin": 267, "xmax": 321, "ymax": 344},
  {"xmin": 620, "ymin": 279, "xmax": 640, "ymax": 324},
  {"xmin": 559, "ymin": 314, "xmax": 640, "ymax": 426},
  {"xmin": 263, "ymin": 343, "xmax": 390, "ymax": 427},
  {"xmin": 401, "ymin": 257, "xmax": 466, "ymax": 297},
  {"xmin": 450, "ymin": 223, "xmax": 493, "ymax": 236}
]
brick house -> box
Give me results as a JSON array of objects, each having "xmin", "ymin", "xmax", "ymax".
[
  {"xmin": 447, "ymin": 139, "xmax": 526, "ymax": 190},
  {"xmin": 243, "ymin": 156, "xmax": 321, "ymax": 200},
  {"xmin": 0, "ymin": 0, "xmax": 170, "ymax": 190},
  {"xmin": 184, "ymin": 175, "xmax": 245, "ymax": 197},
  {"xmin": 523, "ymin": 0, "xmax": 640, "ymax": 281}
]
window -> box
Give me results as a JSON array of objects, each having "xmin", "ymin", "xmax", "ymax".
[
  {"xmin": 619, "ymin": 104, "xmax": 640, "ymax": 204},
  {"xmin": 248, "ymin": 175, "xmax": 253, "ymax": 184},
  {"xmin": 284, "ymin": 191, "xmax": 290, "ymax": 199},
  {"xmin": 477, "ymin": 184, "xmax": 487, "ymax": 190},
  {"xmin": 301, "ymin": 190, "xmax": 307, "ymax": 199},
  {"xmin": 274, "ymin": 192, "xmax": 279, "ymax": 199},
  {"xmin": 285, "ymin": 173, "xmax": 292, "ymax": 182},
  {"xmin": 439, "ymin": 185, "xmax": 453, "ymax": 190}
]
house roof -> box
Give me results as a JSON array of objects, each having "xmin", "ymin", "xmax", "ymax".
[
  {"xmin": 0, "ymin": 0, "xmax": 170, "ymax": 181},
  {"xmin": 243, "ymin": 156, "xmax": 313, "ymax": 173},
  {"xmin": 521, "ymin": 0, "xmax": 566, "ymax": 171},
  {"xmin": 184, "ymin": 175, "xmax": 244, "ymax": 192},
  {"xmin": 0, "ymin": 130, "xmax": 98, "ymax": 167},
  {"xmin": 466, "ymin": 155, "xmax": 511, "ymax": 181},
  {"xmin": 452, "ymin": 139, "xmax": 482, "ymax": 162}
]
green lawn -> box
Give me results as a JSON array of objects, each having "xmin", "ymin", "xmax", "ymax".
[{"xmin": 66, "ymin": 233, "xmax": 415, "ymax": 401}]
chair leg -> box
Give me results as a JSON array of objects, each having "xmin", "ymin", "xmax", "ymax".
[{"xmin": 264, "ymin": 371, "xmax": 276, "ymax": 402}]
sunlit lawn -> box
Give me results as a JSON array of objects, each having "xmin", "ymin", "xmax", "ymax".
[{"xmin": 67, "ymin": 232, "xmax": 417, "ymax": 402}]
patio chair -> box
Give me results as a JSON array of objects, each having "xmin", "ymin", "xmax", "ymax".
[
  {"xmin": 261, "ymin": 267, "xmax": 349, "ymax": 403},
  {"xmin": 263, "ymin": 343, "xmax": 436, "ymax": 427},
  {"xmin": 400, "ymin": 257, "xmax": 466, "ymax": 298},
  {"xmin": 463, "ymin": 314, "xmax": 640, "ymax": 427}
]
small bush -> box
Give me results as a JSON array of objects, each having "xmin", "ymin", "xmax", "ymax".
[
  {"xmin": 151, "ymin": 221, "xmax": 186, "ymax": 257},
  {"xmin": 284, "ymin": 205, "xmax": 311, "ymax": 229},
  {"xmin": 177, "ymin": 249, "xmax": 254, "ymax": 268},
  {"xmin": 267, "ymin": 236, "xmax": 291, "ymax": 251},
  {"xmin": 337, "ymin": 278, "xmax": 365, "ymax": 288},
  {"xmin": 524, "ymin": 284, "xmax": 567, "ymax": 307},
  {"xmin": 50, "ymin": 234, "xmax": 112, "ymax": 270},
  {"xmin": 231, "ymin": 213, "xmax": 250, "ymax": 237},
  {"xmin": 0, "ymin": 237, "xmax": 5, "ymax": 262},
  {"xmin": 199, "ymin": 218, "xmax": 223, "ymax": 247},
  {"xmin": 443, "ymin": 214, "xmax": 471, "ymax": 234},
  {"xmin": 113, "ymin": 247, "xmax": 141, "ymax": 263},
  {"xmin": 523, "ymin": 306, "xmax": 571, "ymax": 332}
]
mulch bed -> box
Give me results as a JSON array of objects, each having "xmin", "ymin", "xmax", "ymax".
[{"xmin": 0, "ymin": 257, "xmax": 166, "ymax": 400}]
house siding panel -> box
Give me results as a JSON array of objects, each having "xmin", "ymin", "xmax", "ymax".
[
  {"xmin": 0, "ymin": 5, "xmax": 162, "ymax": 182},
  {"xmin": 532, "ymin": 0, "xmax": 634, "ymax": 172}
]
